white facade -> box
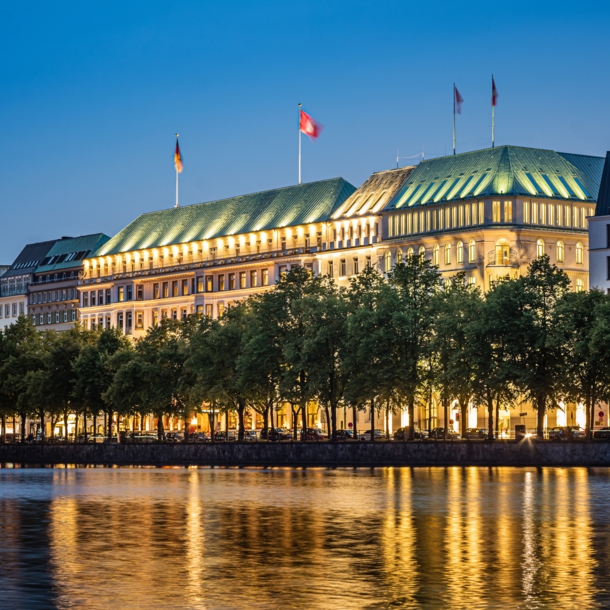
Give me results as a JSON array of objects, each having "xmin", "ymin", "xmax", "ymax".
[
  {"xmin": 0, "ymin": 294, "xmax": 27, "ymax": 331},
  {"xmin": 588, "ymin": 215, "xmax": 610, "ymax": 292}
]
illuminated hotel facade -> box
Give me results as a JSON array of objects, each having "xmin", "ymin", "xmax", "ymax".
[{"xmin": 78, "ymin": 145, "xmax": 604, "ymax": 435}]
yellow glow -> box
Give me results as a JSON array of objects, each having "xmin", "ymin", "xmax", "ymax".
[
  {"xmin": 228, "ymin": 236, "xmax": 236, "ymax": 248},
  {"xmin": 190, "ymin": 417, "xmax": 198, "ymax": 426},
  {"xmin": 260, "ymin": 232, "xmax": 267, "ymax": 242},
  {"xmin": 84, "ymin": 261, "xmax": 90, "ymax": 269},
  {"xmin": 297, "ymin": 226, "xmax": 304, "ymax": 237},
  {"xmin": 172, "ymin": 246, "xmax": 179, "ymax": 256},
  {"xmin": 182, "ymin": 244, "xmax": 189, "ymax": 256},
  {"xmin": 239, "ymin": 235, "xmax": 246, "ymax": 246},
  {"xmin": 217, "ymin": 239, "xmax": 223, "ymax": 249},
  {"xmin": 191, "ymin": 243, "xmax": 198, "ymax": 255},
  {"xmin": 309, "ymin": 225, "xmax": 316, "ymax": 235},
  {"xmin": 285, "ymin": 228, "xmax": 292, "ymax": 238},
  {"xmin": 202, "ymin": 241, "xmax": 208, "ymax": 251},
  {"xmin": 152, "ymin": 249, "xmax": 159, "ymax": 258}
]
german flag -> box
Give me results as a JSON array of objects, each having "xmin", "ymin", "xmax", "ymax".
[{"xmin": 174, "ymin": 135, "xmax": 183, "ymax": 173}]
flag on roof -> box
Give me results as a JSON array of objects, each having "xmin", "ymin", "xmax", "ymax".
[
  {"xmin": 454, "ymin": 85, "xmax": 464, "ymax": 114},
  {"xmin": 492, "ymin": 77, "xmax": 498, "ymax": 107},
  {"xmin": 174, "ymin": 136, "xmax": 183, "ymax": 173},
  {"xmin": 299, "ymin": 109, "xmax": 323, "ymax": 140}
]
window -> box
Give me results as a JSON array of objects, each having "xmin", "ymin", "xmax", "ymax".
[
  {"xmin": 172, "ymin": 281, "xmax": 178, "ymax": 297},
  {"xmin": 532, "ymin": 202, "xmax": 538, "ymax": 225},
  {"xmin": 97, "ymin": 290, "xmax": 103, "ymax": 305},
  {"xmin": 153, "ymin": 283, "xmax": 160, "ymax": 299},
  {"xmin": 239, "ymin": 272, "xmax": 246, "ymax": 289},
  {"xmin": 117, "ymin": 312, "xmax": 124, "ymax": 330},
  {"xmin": 418, "ymin": 246, "xmax": 425, "ymax": 259},
  {"xmin": 126, "ymin": 312, "xmax": 132, "ymax": 331},
  {"xmin": 607, "ymin": 256, "xmax": 610, "ymax": 281},
  {"xmin": 540, "ymin": 203, "xmax": 546, "ymax": 225},
  {"xmin": 118, "ymin": 286, "xmax": 125, "ymax": 302},
  {"xmin": 468, "ymin": 240, "xmax": 476, "ymax": 262},
  {"xmin": 444, "ymin": 243, "xmax": 451, "ymax": 265},
  {"xmin": 557, "ymin": 241, "xmax": 564, "ymax": 263},
  {"xmin": 407, "ymin": 248, "xmax": 414, "ymax": 260},
  {"xmin": 71, "ymin": 310, "xmax": 76, "ymax": 322},
  {"xmin": 218, "ymin": 275, "xmax": 225, "ymax": 291},
  {"xmin": 83, "ymin": 293, "xmax": 88, "ymax": 307},
  {"xmin": 396, "ymin": 250, "xmax": 402, "ymax": 265},
  {"xmin": 206, "ymin": 276, "xmax": 213, "ymax": 292},
  {"xmin": 524, "ymin": 201, "xmax": 530, "ymax": 223},
  {"xmin": 229, "ymin": 273, "xmax": 236, "ymax": 289},
  {"xmin": 366, "ymin": 255, "xmax": 372, "ymax": 268},
  {"xmin": 12, "ymin": 303, "xmax": 17, "ymax": 317},
  {"xmin": 504, "ymin": 201, "xmax": 513, "ymax": 223},
  {"xmin": 126, "ymin": 285, "xmax": 133, "ymax": 301},
  {"xmin": 39, "ymin": 313, "xmax": 43, "ymax": 325},
  {"xmin": 576, "ymin": 242, "xmax": 584, "ymax": 265},
  {"xmin": 196, "ymin": 276, "xmax": 204, "ymax": 293},
  {"xmin": 459, "ymin": 205, "xmax": 464, "ymax": 227},
  {"xmin": 341, "ymin": 259, "xmax": 347, "ymax": 276},
  {"xmin": 492, "ymin": 201, "xmax": 501, "ymax": 223},
  {"xmin": 328, "ymin": 261, "xmax": 334, "ymax": 277},
  {"xmin": 353, "ymin": 258, "xmax": 359, "ymax": 275},
  {"xmin": 218, "ymin": 303, "xmax": 225, "ymax": 317},
  {"xmin": 573, "ymin": 207, "xmax": 579, "ymax": 228},
  {"xmin": 55, "ymin": 312, "xmax": 60, "ymax": 324},
  {"xmin": 536, "ymin": 239, "xmax": 545, "ymax": 258},
  {"xmin": 548, "ymin": 204, "xmax": 554, "ymax": 227},
  {"xmin": 557, "ymin": 204, "xmax": 563, "ymax": 227},
  {"xmin": 180, "ymin": 279, "xmax": 188, "ymax": 296},
  {"xmin": 468, "ymin": 276, "xmax": 476, "ymax": 287},
  {"xmin": 433, "ymin": 245, "xmax": 440, "ymax": 267},
  {"xmin": 205, "ymin": 304, "xmax": 213, "ymax": 318},
  {"xmin": 384, "ymin": 251, "xmax": 391, "ymax": 273},
  {"xmin": 581, "ymin": 207, "xmax": 586, "ymax": 229},
  {"xmin": 91, "ymin": 291, "xmax": 96, "ymax": 306},
  {"xmin": 457, "ymin": 241, "xmax": 464, "ymax": 264},
  {"xmin": 47, "ymin": 313, "xmax": 51, "ymax": 324},
  {"xmin": 565, "ymin": 205, "xmax": 571, "ymax": 227},
  {"xmin": 576, "ymin": 278, "xmax": 584, "ymax": 293},
  {"xmin": 136, "ymin": 285, "xmax": 143, "ymax": 301},
  {"xmin": 63, "ymin": 311, "xmax": 68, "ymax": 323},
  {"xmin": 153, "ymin": 310, "xmax": 159, "ymax": 326},
  {"xmin": 136, "ymin": 312, "xmax": 144, "ymax": 329},
  {"xmin": 250, "ymin": 270, "xmax": 258, "ymax": 287},
  {"xmin": 262, "ymin": 269, "xmax": 269, "ymax": 286}
]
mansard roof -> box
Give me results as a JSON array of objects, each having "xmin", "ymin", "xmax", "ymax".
[
  {"xmin": 35, "ymin": 234, "xmax": 110, "ymax": 274},
  {"xmin": 594, "ymin": 152, "xmax": 610, "ymax": 217},
  {"xmin": 93, "ymin": 178, "xmax": 356, "ymax": 257},
  {"xmin": 385, "ymin": 145, "xmax": 604, "ymax": 211},
  {"xmin": 2, "ymin": 239, "xmax": 58, "ymax": 279}
]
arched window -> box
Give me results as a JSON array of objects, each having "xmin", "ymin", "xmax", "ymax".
[
  {"xmin": 433, "ymin": 245, "xmax": 440, "ymax": 266},
  {"xmin": 457, "ymin": 241, "xmax": 464, "ymax": 264},
  {"xmin": 396, "ymin": 250, "xmax": 403, "ymax": 265},
  {"xmin": 556, "ymin": 241, "xmax": 564, "ymax": 263},
  {"xmin": 576, "ymin": 242, "xmax": 584, "ymax": 264},
  {"xmin": 445, "ymin": 243, "xmax": 452, "ymax": 265},
  {"xmin": 536, "ymin": 239, "xmax": 545, "ymax": 258},
  {"xmin": 576, "ymin": 278, "xmax": 584, "ymax": 292},
  {"xmin": 384, "ymin": 250, "xmax": 392, "ymax": 272},
  {"xmin": 418, "ymin": 246, "xmax": 426, "ymax": 260},
  {"xmin": 469, "ymin": 240, "xmax": 476, "ymax": 262},
  {"xmin": 407, "ymin": 247, "xmax": 414, "ymax": 259}
]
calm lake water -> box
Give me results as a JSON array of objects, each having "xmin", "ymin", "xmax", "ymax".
[{"xmin": 0, "ymin": 466, "xmax": 609, "ymax": 609}]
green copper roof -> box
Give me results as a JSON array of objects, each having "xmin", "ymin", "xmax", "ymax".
[
  {"xmin": 93, "ymin": 178, "xmax": 356, "ymax": 257},
  {"xmin": 35, "ymin": 234, "xmax": 111, "ymax": 273},
  {"xmin": 386, "ymin": 146, "xmax": 604, "ymax": 210}
]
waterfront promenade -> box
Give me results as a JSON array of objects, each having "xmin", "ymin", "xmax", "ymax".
[{"xmin": 2, "ymin": 440, "xmax": 610, "ymax": 467}]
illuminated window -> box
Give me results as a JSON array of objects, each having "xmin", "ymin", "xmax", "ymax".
[
  {"xmin": 205, "ymin": 304, "xmax": 212, "ymax": 318},
  {"xmin": 239, "ymin": 272, "xmax": 246, "ymax": 289},
  {"xmin": 459, "ymin": 205, "xmax": 464, "ymax": 226},
  {"xmin": 478, "ymin": 201, "xmax": 484, "ymax": 224},
  {"xmin": 228, "ymin": 273, "xmax": 236, "ymax": 290},
  {"xmin": 532, "ymin": 202, "xmax": 538, "ymax": 225},
  {"xmin": 576, "ymin": 278, "xmax": 584, "ymax": 293},
  {"xmin": 353, "ymin": 258, "xmax": 359, "ymax": 275},
  {"xmin": 136, "ymin": 313, "xmax": 143, "ymax": 329},
  {"xmin": 445, "ymin": 243, "xmax": 452, "ymax": 265},
  {"xmin": 153, "ymin": 310, "xmax": 159, "ymax": 326},
  {"xmin": 573, "ymin": 207, "xmax": 579, "ymax": 228},
  {"xmin": 504, "ymin": 201, "xmax": 513, "ymax": 223},
  {"xmin": 418, "ymin": 246, "xmax": 426, "ymax": 259},
  {"xmin": 536, "ymin": 239, "xmax": 545, "ymax": 258},
  {"xmin": 576, "ymin": 242, "xmax": 584, "ymax": 264},
  {"xmin": 492, "ymin": 201, "xmax": 501, "ymax": 223},
  {"xmin": 250, "ymin": 270, "xmax": 258, "ymax": 287},
  {"xmin": 524, "ymin": 201, "xmax": 530, "ymax": 223},
  {"xmin": 162, "ymin": 282, "xmax": 169, "ymax": 298},
  {"xmin": 396, "ymin": 250, "xmax": 402, "ymax": 265},
  {"xmin": 581, "ymin": 207, "xmax": 586, "ymax": 228},
  {"xmin": 548, "ymin": 204, "xmax": 554, "ymax": 226},
  {"xmin": 384, "ymin": 251, "xmax": 392, "ymax": 273},
  {"xmin": 328, "ymin": 261, "xmax": 334, "ymax": 277},
  {"xmin": 262, "ymin": 269, "xmax": 269, "ymax": 285},
  {"xmin": 218, "ymin": 303, "xmax": 225, "ymax": 317},
  {"xmin": 469, "ymin": 240, "xmax": 476, "ymax": 262},
  {"xmin": 457, "ymin": 241, "xmax": 464, "ymax": 263},
  {"xmin": 407, "ymin": 248, "xmax": 414, "ymax": 259},
  {"xmin": 433, "ymin": 245, "xmax": 439, "ymax": 266},
  {"xmin": 540, "ymin": 203, "xmax": 546, "ymax": 225},
  {"xmin": 341, "ymin": 259, "xmax": 347, "ymax": 276},
  {"xmin": 557, "ymin": 204, "xmax": 563, "ymax": 226},
  {"xmin": 465, "ymin": 204, "xmax": 471, "ymax": 226},
  {"xmin": 556, "ymin": 241, "xmax": 564, "ymax": 263},
  {"xmin": 468, "ymin": 276, "xmax": 476, "ymax": 287}
]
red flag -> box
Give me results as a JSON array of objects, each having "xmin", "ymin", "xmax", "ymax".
[
  {"xmin": 299, "ymin": 109, "xmax": 323, "ymax": 140},
  {"xmin": 492, "ymin": 76, "xmax": 498, "ymax": 107},
  {"xmin": 174, "ymin": 137, "xmax": 183, "ymax": 173},
  {"xmin": 454, "ymin": 85, "xmax": 464, "ymax": 114}
]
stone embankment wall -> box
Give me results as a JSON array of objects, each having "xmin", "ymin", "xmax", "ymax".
[{"xmin": 2, "ymin": 440, "xmax": 610, "ymax": 467}]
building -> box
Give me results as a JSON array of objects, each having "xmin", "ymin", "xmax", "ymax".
[
  {"xmin": 28, "ymin": 234, "xmax": 110, "ymax": 331},
  {"xmin": 0, "ymin": 265, "xmax": 9, "ymax": 277},
  {"xmin": 587, "ymin": 152, "xmax": 610, "ymax": 292},
  {"xmin": 79, "ymin": 144, "xmax": 606, "ymax": 435},
  {"xmin": 0, "ymin": 239, "xmax": 58, "ymax": 331}
]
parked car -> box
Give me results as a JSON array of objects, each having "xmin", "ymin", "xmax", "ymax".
[
  {"xmin": 242, "ymin": 430, "xmax": 259, "ymax": 442},
  {"xmin": 334, "ymin": 429, "xmax": 354, "ymax": 440},
  {"xmin": 429, "ymin": 428, "xmax": 461, "ymax": 440},
  {"xmin": 133, "ymin": 433, "xmax": 159, "ymax": 443},
  {"xmin": 359, "ymin": 429, "xmax": 388, "ymax": 441},
  {"xmin": 548, "ymin": 426, "xmax": 585, "ymax": 441},
  {"xmin": 305, "ymin": 428, "xmax": 328, "ymax": 441},
  {"xmin": 593, "ymin": 427, "xmax": 610, "ymax": 440},
  {"xmin": 214, "ymin": 431, "xmax": 237, "ymax": 442},
  {"xmin": 165, "ymin": 432, "xmax": 184, "ymax": 443},
  {"xmin": 393, "ymin": 427, "xmax": 428, "ymax": 441},
  {"xmin": 464, "ymin": 428, "xmax": 489, "ymax": 440},
  {"xmin": 188, "ymin": 432, "xmax": 209, "ymax": 442}
]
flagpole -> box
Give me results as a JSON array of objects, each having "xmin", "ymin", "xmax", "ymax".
[
  {"xmin": 453, "ymin": 84, "xmax": 456, "ymax": 155},
  {"xmin": 175, "ymin": 133, "xmax": 179, "ymax": 208},
  {"xmin": 298, "ymin": 103, "xmax": 302, "ymax": 184},
  {"xmin": 492, "ymin": 75, "xmax": 495, "ymax": 148}
]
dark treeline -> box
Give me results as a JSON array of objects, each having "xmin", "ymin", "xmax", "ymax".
[{"xmin": 1, "ymin": 255, "xmax": 610, "ymax": 443}]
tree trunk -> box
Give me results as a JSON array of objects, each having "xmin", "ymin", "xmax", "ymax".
[
  {"xmin": 21, "ymin": 412, "xmax": 26, "ymax": 443},
  {"xmin": 93, "ymin": 412, "xmax": 97, "ymax": 437},
  {"xmin": 536, "ymin": 396, "xmax": 545, "ymax": 439},
  {"xmin": 460, "ymin": 400, "xmax": 468, "ymax": 439},
  {"xmin": 157, "ymin": 415, "xmax": 164, "ymax": 440},
  {"xmin": 352, "ymin": 405, "xmax": 358, "ymax": 440},
  {"xmin": 237, "ymin": 400, "xmax": 245, "ymax": 441},
  {"xmin": 407, "ymin": 395, "xmax": 414, "ymax": 441},
  {"xmin": 443, "ymin": 397, "xmax": 448, "ymax": 440},
  {"xmin": 487, "ymin": 389, "xmax": 494, "ymax": 441},
  {"xmin": 292, "ymin": 405, "xmax": 298, "ymax": 440},
  {"xmin": 324, "ymin": 404, "xmax": 331, "ymax": 436},
  {"xmin": 495, "ymin": 399, "xmax": 500, "ymax": 439},
  {"xmin": 585, "ymin": 393, "xmax": 592, "ymax": 441},
  {"xmin": 370, "ymin": 397, "xmax": 375, "ymax": 442},
  {"xmin": 300, "ymin": 401, "xmax": 307, "ymax": 441},
  {"xmin": 331, "ymin": 402, "xmax": 337, "ymax": 441},
  {"xmin": 1, "ymin": 414, "xmax": 5, "ymax": 443},
  {"xmin": 263, "ymin": 405, "xmax": 269, "ymax": 439},
  {"xmin": 40, "ymin": 412, "xmax": 45, "ymax": 441}
]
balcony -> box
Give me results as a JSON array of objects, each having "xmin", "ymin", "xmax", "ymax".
[{"xmin": 487, "ymin": 248, "xmax": 518, "ymax": 267}]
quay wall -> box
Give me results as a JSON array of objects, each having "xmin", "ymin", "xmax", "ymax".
[{"xmin": 2, "ymin": 440, "xmax": 610, "ymax": 467}]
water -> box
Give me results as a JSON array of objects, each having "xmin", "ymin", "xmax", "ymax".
[{"xmin": 0, "ymin": 466, "xmax": 609, "ymax": 609}]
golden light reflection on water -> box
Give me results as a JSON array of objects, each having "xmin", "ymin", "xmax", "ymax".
[{"xmin": 1, "ymin": 467, "xmax": 609, "ymax": 609}]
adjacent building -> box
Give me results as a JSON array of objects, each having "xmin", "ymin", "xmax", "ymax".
[{"xmin": 587, "ymin": 152, "xmax": 610, "ymax": 292}]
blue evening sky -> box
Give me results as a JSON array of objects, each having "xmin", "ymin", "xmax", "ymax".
[{"xmin": 1, "ymin": 0, "xmax": 609, "ymax": 262}]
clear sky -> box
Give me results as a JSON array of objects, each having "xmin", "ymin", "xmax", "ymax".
[{"xmin": 1, "ymin": 0, "xmax": 609, "ymax": 262}]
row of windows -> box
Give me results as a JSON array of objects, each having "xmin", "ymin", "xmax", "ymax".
[
  {"xmin": 388, "ymin": 202, "xmax": 485, "ymax": 238},
  {"xmin": 327, "ymin": 256, "xmax": 372, "ymax": 278},
  {"xmin": 384, "ymin": 241, "xmax": 478, "ymax": 272},
  {"xmin": 536, "ymin": 239, "xmax": 584, "ymax": 264},
  {"xmin": 30, "ymin": 288, "xmax": 78, "ymax": 305},
  {"xmin": 33, "ymin": 310, "xmax": 76, "ymax": 325},
  {"xmin": 0, "ymin": 302, "xmax": 24, "ymax": 319},
  {"xmin": 523, "ymin": 202, "xmax": 591, "ymax": 228},
  {"xmin": 36, "ymin": 271, "xmax": 76, "ymax": 284}
]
